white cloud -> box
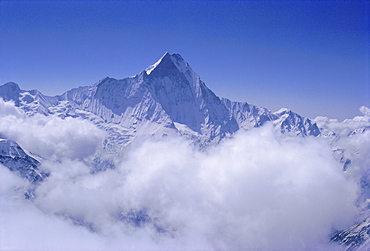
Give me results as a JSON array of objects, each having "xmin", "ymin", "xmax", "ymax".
[
  {"xmin": 0, "ymin": 99, "xmax": 106, "ymax": 160},
  {"xmin": 0, "ymin": 99, "xmax": 23, "ymax": 118},
  {"xmin": 1, "ymin": 126, "xmax": 355, "ymax": 250},
  {"xmin": 314, "ymin": 106, "xmax": 370, "ymax": 183},
  {"xmin": 0, "ymin": 100, "xmax": 363, "ymax": 250},
  {"xmin": 359, "ymin": 106, "xmax": 370, "ymax": 119},
  {"xmin": 0, "ymin": 164, "xmax": 28, "ymax": 197},
  {"xmin": 314, "ymin": 106, "xmax": 370, "ymax": 137},
  {"xmin": 119, "ymin": 127, "xmax": 357, "ymax": 249}
]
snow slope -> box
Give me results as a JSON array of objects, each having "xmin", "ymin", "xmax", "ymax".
[{"xmin": 0, "ymin": 137, "xmax": 46, "ymax": 184}]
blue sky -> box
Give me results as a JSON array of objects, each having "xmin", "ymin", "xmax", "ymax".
[{"xmin": 0, "ymin": 0, "xmax": 368, "ymax": 120}]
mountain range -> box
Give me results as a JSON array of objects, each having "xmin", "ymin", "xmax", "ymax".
[
  {"xmin": 0, "ymin": 52, "xmax": 368, "ymax": 249},
  {"xmin": 0, "ymin": 53, "xmax": 320, "ymax": 149}
]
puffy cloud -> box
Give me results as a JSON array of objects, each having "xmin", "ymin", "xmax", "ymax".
[
  {"xmin": 314, "ymin": 106, "xmax": 370, "ymax": 183},
  {"xmin": 0, "ymin": 99, "xmax": 362, "ymax": 250},
  {"xmin": 359, "ymin": 106, "xmax": 370, "ymax": 119},
  {"xmin": 314, "ymin": 106, "xmax": 370, "ymax": 137},
  {"xmin": 0, "ymin": 126, "xmax": 355, "ymax": 250},
  {"xmin": 0, "ymin": 168, "xmax": 108, "ymax": 251},
  {"xmin": 0, "ymin": 164, "xmax": 28, "ymax": 197},
  {"xmin": 0, "ymin": 99, "xmax": 23, "ymax": 118},
  {"xmin": 0, "ymin": 99, "xmax": 106, "ymax": 160},
  {"xmin": 117, "ymin": 127, "xmax": 357, "ymax": 249}
]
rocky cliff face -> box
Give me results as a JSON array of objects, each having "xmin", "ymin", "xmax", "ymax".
[{"xmin": 0, "ymin": 137, "xmax": 46, "ymax": 184}]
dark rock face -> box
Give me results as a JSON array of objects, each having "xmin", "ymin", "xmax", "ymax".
[{"xmin": 0, "ymin": 138, "xmax": 46, "ymax": 184}]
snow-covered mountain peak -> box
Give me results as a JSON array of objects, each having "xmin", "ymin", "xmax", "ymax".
[
  {"xmin": 145, "ymin": 52, "xmax": 194, "ymax": 77},
  {"xmin": 0, "ymin": 82, "xmax": 21, "ymax": 105},
  {"xmin": 2, "ymin": 82, "xmax": 20, "ymax": 89},
  {"xmin": 97, "ymin": 76, "xmax": 113, "ymax": 84},
  {"xmin": 145, "ymin": 52, "xmax": 171, "ymax": 75},
  {"xmin": 0, "ymin": 53, "xmax": 325, "ymax": 147},
  {"xmin": 0, "ymin": 138, "xmax": 27, "ymax": 159},
  {"xmin": 95, "ymin": 76, "xmax": 117, "ymax": 88},
  {"xmin": 167, "ymin": 53, "xmax": 191, "ymax": 73},
  {"xmin": 274, "ymin": 108, "xmax": 291, "ymax": 116},
  {"xmin": 143, "ymin": 52, "xmax": 203, "ymax": 101},
  {"xmin": 0, "ymin": 137, "xmax": 46, "ymax": 184}
]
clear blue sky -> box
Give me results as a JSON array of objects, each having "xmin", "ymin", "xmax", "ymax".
[{"xmin": 0, "ymin": 0, "xmax": 369, "ymax": 120}]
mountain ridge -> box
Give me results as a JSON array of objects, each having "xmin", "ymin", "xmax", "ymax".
[
  {"xmin": 0, "ymin": 137, "xmax": 46, "ymax": 184},
  {"xmin": 0, "ymin": 53, "xmax": 320, "ymax": 147}
]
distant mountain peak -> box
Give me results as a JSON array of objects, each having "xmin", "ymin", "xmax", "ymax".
[
  {"xmin": 0, "ymin": 137, "xmax": 45, "ymax": 184},
  {"xmin": 0, "ymin": 81, "xmax": 21, "ymax": 105},
  {"xmin": 95, "ymin": 76, "xmax": 115, "ymax": 87},
  {"xmin": 275, "ymin": 108, "xmax": 291, "ymax": 115},
  {"xmin": 3, "ymin": 82, "xmax": 20, "ymax": 89},
  {"xmin": 145, "ymin": 52, "xmax": 191, "ymax": 76},
  {"xmin": 145, "ymin": 52, "xmax": 171, "ymax": 75},
  {"xmin": 0, "ymin": 53, "xmax": 323, "ymax": 146}
]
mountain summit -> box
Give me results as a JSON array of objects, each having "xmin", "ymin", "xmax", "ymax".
[
  {"xmin": 145, "ymin": 52, "xmax": 194, "ymax": 77},
  {"xmin": 0, "ymin": 53, "xmax": 320, "ymax": 147}
]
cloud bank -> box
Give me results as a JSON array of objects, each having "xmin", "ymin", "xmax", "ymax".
[
  {"xmin": 0, "ymin": 99, "xmax": 106, "ymax": 160},
  {"xmin": 0, "ymin": 100, "xmax": 363, "ymax": 250},
  {"xmin": 315, "ymin": 106, "xmax": 370, "ymax": 204}
]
